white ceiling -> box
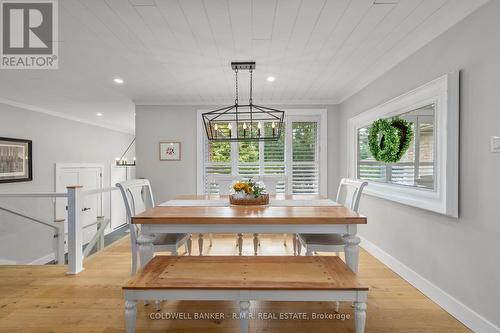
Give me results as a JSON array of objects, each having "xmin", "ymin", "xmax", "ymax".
[{"xmin": 0, "ymin": 0, "xmax": 489, "ymax": 133}]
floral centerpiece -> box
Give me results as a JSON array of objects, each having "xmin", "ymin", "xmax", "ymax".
[{"xmin": 230, "ymin": 179, "xmax": 269, "ymax": 205}]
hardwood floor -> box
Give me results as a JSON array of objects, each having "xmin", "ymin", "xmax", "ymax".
[{"xmin": 0, "ymin": 235, "xmax": 471, "ymax": 333}]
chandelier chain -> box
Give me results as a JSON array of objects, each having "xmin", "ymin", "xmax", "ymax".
[
  {"xmin": 234, "ymin": 68, "xmax": 239, "ymax": 105},
  {"xmin": 249, "ymin": 69, "xmax": 253, "ymax": 104}
]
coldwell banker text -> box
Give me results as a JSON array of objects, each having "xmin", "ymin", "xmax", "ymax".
[{"xmin": 0, "ymin": 0, "xmax": 58, "ymax": 69}]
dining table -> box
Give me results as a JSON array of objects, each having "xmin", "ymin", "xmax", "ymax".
[{"xmin": 132, "ymin": 194, "xmax": 367, "ymax": 273}]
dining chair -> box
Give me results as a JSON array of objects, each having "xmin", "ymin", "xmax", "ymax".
[
  {"xmin": 295, "ymin": 178, "xmax": 367, "ymax": 313},
  {"xmin": 256, "ymin": 174, "xmax": 287, "ymax": 248},
  {"xmin": 295, "ymin": 178, "xmax": 367, "ymax": 256},
  {"xmin": 116, "ymin": 179, "xmax": 192, "ymax": 276},
  {"xmin": 208, "ymin": 174, "xmax": 284, "ymax": 255}
]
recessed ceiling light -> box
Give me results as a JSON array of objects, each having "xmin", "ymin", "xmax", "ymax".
[
  {"xmin": 113, "ymin": 77, "xmax": 124, "ymax": 84},
  {"xmin": 266, "ymin": 76, "xmax": 276, "ymax": 82},
  {"xmin": 96, "ymin": 112, "xmax": 103, "ymax": 117}
]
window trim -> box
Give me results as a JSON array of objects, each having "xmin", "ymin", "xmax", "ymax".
[
  {"xmin": 197, "ymin": 109, "xmax": 328, "ymax": 196},
  {"xmin": 347, "ymin": 73, "xmax": 459, "ymax": 217}
]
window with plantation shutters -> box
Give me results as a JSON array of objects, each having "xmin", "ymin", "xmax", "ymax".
[
  {"xmin": 291, "ymin": 122, "xmax": 319, "ymax": 194},
  {"xmin": 204, "ymin": 123, "xmax": 231, "ymax": 194},
  {"xmin": 202, "ymin": 116, "xmax": 322, "ymax": 195}
]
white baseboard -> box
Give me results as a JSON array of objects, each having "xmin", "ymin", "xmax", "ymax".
[
  {"xmin": 29, "ymin": 252, "xmax": 56, "ymax": 265},
  {"xmin": 359, "ymin": 236, "xmax": 500, "ymax": 333}
]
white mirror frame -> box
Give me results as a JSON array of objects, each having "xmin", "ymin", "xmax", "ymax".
[{"xmin": 347, "ymin": 72, "xmax": 459, "ymax": 217}]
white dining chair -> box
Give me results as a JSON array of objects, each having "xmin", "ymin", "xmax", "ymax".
[
  {"xmin": 295, "ymin": 178, "xmax": 367, "ymax": 313},
  {"xmin": 116, "ymin": 179, "xmax": 192, "ymax": 275},
  {"xmin": 256, "ymin": 175, "xmax": 287, "ymax": 249},
  {"xmin": 295, "ymin": 178, "xmax": 367, "ymax": 256},
  {"xmin": 117, "ymin": 179, "xmax": 192, "ymax": 311},
  {"xmin": 208, "ymin": 174, "xmax": 284, "ymax": 255}
]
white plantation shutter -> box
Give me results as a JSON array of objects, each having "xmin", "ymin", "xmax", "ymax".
[
  {"xmin": 263, "ymin": 122, "xmax": 286, "ymax": 193},
  {"xmin": 291, "ymin": 122, "xmax": 319, "ymax": 194},
  {"xmin": 203, "ymin": 117, "xmax": 321, "ymax": 195},
  {"xmin": 204, "ymin": 139, "xmax": 231, "ymax": 194},
  {"xmin": 238, "ymin": 141, "xmax": 260, "ymax": 181}
]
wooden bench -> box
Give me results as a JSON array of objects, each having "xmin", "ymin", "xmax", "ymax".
[{"xmin": 123, "ymin": 256, "xmax": 368, "ymax": 333}]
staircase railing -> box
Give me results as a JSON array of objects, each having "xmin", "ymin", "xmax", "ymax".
[
  {"xmin": 0, "ymin": 186, "xmax": 120, "ymax": 274},
  {"xmin": 0, "ymin": 204, "xmax": 65, "ymax": 265}
]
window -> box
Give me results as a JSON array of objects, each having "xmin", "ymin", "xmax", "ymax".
[
  {"xmin": 198, "ymin": 111, "xmax": 327, "ymax": 196},
  {"xmin": 357, "ymin": 105, "xmax": 435, "ymax": 190},
  {"xmin": 347, "ymin": 73, "xmax": 459, "ymax": 217}
]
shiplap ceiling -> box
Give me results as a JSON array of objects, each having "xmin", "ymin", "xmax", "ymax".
[{"xmin": 0, "ymin": 0, "xmax": 489, "ymax": 133}]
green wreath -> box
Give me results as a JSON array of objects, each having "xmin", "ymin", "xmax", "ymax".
[{"xmin": 368, "ymin": 117, "xmax": 413, "ymax": 163}]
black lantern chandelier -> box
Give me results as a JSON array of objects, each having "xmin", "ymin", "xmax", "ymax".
[{"xmin": 202, "ymin": 62, "xmax": 285, "ymax": 142}]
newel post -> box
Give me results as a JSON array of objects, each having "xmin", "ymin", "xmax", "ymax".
[{"xmin": 67, "ymin": 185, "xmax": 84, "ymax": 274}]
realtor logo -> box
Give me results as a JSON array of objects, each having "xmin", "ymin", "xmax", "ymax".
[{"xmin": 1, "ymin": 0, "xmax": 58, "ymax": 69}]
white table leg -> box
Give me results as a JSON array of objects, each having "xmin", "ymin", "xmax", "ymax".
[
  {"xmin": 253, "ymin": 234, "xmax": 259, "ymax": 255},
  {"xmin": 125, "ymin": 300, "xmax": 137, "ymax": 333},
  {"xmin": 187, "ymin": 234, "xmax": 192, "ymax": 256},
  {"xmin": 137, "ymin": 234, "xmax": 155, "ymax": 269},
  {"xmin": 354, "ymin": 302, "xmax": 367, "ymax": 333},
  {"xmin": 198, "ymin": 233, "xmax": 204, "ymax": 256},
  {"xmin": 238, "ymin": 233, "xmax": 243, "ymax": 256},
  {"xmin": 295, "ymin": 234, "xmax": 302, "ymax": 256},
  {"xmin": 239, "ymin": 301, "xmax": 250, "ymax": 333},
  {"xmin": 343, "ymin": 234, "xmax": 360, "ymax": 273}
]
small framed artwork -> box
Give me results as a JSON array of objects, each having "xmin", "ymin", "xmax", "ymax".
[
  {"xmin": 0, "ymin": 137, "xmax": 33, "ymax": 183},
  {"xmin": 159, "ymin": 142, "xmax": 181, "ymax": 161}
]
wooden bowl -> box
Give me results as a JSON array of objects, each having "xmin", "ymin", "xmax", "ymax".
[{"xmin": 229, "ymin": 193, "xmax": 269, "ymax": 206}]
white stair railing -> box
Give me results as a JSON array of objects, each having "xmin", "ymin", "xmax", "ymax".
[
  {"xmin": 0, "ymin": 205, "xmax": 65, "ymax": 265},
  {"xmin": 0, "ymin": 186, "xmax": 120, "ymax": 274}
]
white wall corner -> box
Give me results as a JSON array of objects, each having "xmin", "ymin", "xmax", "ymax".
[{"xmin": 359, "ymin": 236, "xmax": 500, "ymax": 333}]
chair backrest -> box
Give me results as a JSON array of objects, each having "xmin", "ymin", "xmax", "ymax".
[
  {"xmin": 209, "ymin": 174, "xmax": 239, "ymax": 195},
  {"xmin": 209, "ymin": 174, "xmax": 286, "ymax": 195},
  {"xmin": 256, "ymin": 175, "xmax": 286, "ymax": 195},
  {"xmin": 335, "ymin": 178, "xmax": 368, "ymax": 212},
  {"xmin": 116, "ymin": 179, "xmax": 155, "ymax": 243}
]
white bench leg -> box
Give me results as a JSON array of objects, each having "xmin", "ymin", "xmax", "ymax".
[
  {"xmin": 239, "ymin": 301, "xmax": 250, "ymax": 333},
  {"xmin": 354, "ymin": 302, "xmax": 367, "ymax": 333},
  {"xmin": 125, "ymin": 300, "xmax": 137, "ymax": 333}
]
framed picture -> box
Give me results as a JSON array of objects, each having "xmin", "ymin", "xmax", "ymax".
[
  {"xmin": 0, "ymin": 137, "xmax": 32, "ymax": 183},
  {"xmin": 159, "ymin": 142, "xmax": 181, "ymax": 161}
]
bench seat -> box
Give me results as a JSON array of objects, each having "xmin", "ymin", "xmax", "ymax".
[{"xmin": 123, "ymin": 256, "xmax": 368, "ymax": 333}]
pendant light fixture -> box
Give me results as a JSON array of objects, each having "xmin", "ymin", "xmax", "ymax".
[{"xmin": 202, "ymin": 62, "xmax": 285, "ymax": 142}]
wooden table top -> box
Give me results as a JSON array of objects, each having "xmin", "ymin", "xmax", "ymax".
[
  {"xmin": 133, "ymin": 194, "xmax": 366, "ymax": 225},
  {"xmin": 175, "ymin": 194, "xmax": 324, "ymax": 200},
  {"xmin": 123, "ymin": 256, "xmax": 368, "ymax": 291}
]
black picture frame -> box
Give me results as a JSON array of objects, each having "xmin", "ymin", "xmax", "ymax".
[{"xmin": 0, "ymin": 137, "xmax": 33, "ymax": 183}]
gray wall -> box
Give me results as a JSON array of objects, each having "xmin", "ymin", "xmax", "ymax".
[
  {"xmin": 0, "ymin": 103, "xmax": 134, "ymax": 264},
  {"xmin": 338, "ymin": 0, "xmax": 500, "ymax": 327},
  {"xmin": 135, "ymin": 104, "xmax": 340, "ymax": 203}
]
